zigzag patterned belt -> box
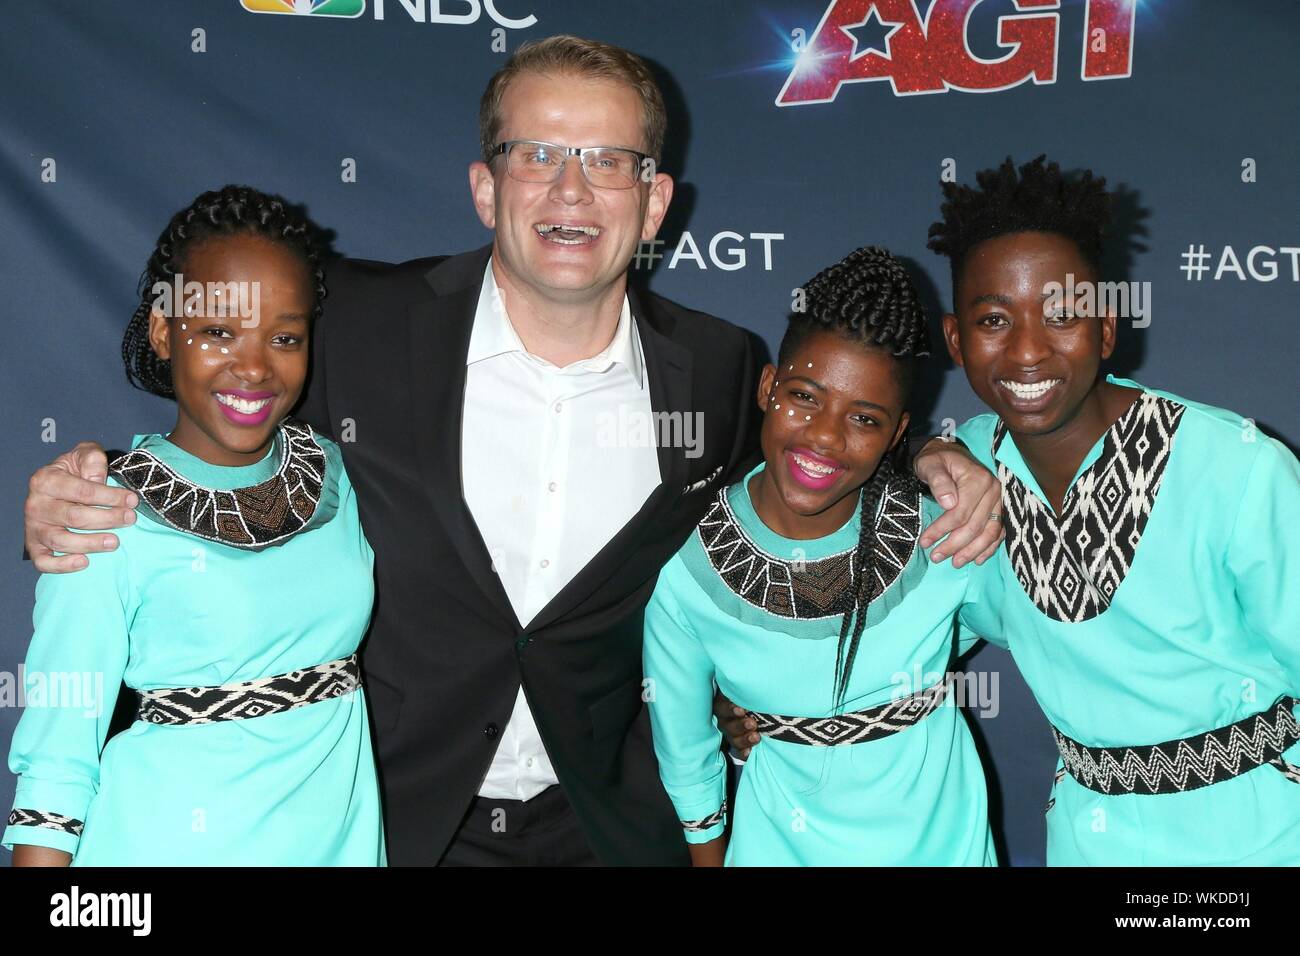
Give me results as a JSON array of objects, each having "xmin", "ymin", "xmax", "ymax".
[
  {"xmin": 745, "ymin": 681, "xmax": 949, "ymax": 747},
  {"xmin": 135, "ymin": 654, "xmax": 362, "ymax": 726},
  {"xmin": 1051, "ymin": 695, "xmax": 1300, "ymax": 796}
]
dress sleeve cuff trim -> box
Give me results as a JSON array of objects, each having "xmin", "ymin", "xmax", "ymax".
[
  {"xmin": 680, "ymin": 799, "xmax": 726, "ymax": 833},
  {"xmin": 8, "ymin": 808, "xmax": 84, "ymax": 837}
]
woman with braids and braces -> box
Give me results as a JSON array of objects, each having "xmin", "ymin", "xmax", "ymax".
[
  {"xmin": 643, "ymin": 247, "xmax": 1003, "ymax": 866},
  {"xmin": 931, "ymin": 156, "xmax": 1300, "ymax": 865},
  {"xmin": 4, "ymin": 186, "xmax": 385, "ymax": 865}
]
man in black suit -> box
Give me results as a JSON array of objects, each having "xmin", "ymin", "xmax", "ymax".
[{"xmin": 23, "ymin": 36, "xmax": 1002, "ymax": 865}]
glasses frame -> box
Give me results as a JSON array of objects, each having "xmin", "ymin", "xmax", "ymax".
[{"xmin": 491, "ymin": 140, "xmax": 652, "ymax": 190}]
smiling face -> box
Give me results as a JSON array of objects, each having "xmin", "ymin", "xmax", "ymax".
[
  {"xmin": 942, "ymin": 230, "xmax": 1117, "ymax": 438},
  {"xmin": 148, "ymin": 232, "xmax": 312, "ymax": 466},
  {"xmin": 468, "ymin": 70, "xmax": 672, "ymax": 306},
  {"xmin": 752, "ymin": 330, "xmax": 911, "ymax": 540}
]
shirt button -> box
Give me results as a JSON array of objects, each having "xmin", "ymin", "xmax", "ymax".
[
  {"xmin": 526, "ymin": 758, "xmax": 535, "ymax": 768},
  {"xmin": 540, "ymin": 559, "xmax": 550, "ymax": 569},
  {"xmin": 548, "ymin": 481, "xmax": 557, "ymax": 493},
  {"xmin": 553, "ymin": 402, "xmax": 563, "ymax": 413},
  {"xmin": 484, "ymin": 723, "xmax": 499, "ymax": 739}
]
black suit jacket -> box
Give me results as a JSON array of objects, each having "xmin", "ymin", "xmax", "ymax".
[{"xmin": 296, "ymin": 244, "xmax": 763, "ymax": 865}]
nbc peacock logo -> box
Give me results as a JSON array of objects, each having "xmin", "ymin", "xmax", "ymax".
[{"xmin": 241, "ymin": 0, "xmax": 365, "ymax": 17}]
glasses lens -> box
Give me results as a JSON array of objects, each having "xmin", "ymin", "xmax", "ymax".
[
  {"xmin": 583, "ymin": 148, "xmax": 639, "ymax": 188},
  {"xmin": 507, "ymin": 142, "xmax": 565, "ymax": 183}
]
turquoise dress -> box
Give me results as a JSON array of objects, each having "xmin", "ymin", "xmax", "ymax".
[
  {"xmin": 643, "ymin": 463, "xmax": 1002, "ymax": 866},
  {"xmin": 956, "ymin": 374, "xmax": 1300, "ymax": 865},
  {"xmin": 3, "ymin": 424, "xmax": 386, "ymax": 865}
]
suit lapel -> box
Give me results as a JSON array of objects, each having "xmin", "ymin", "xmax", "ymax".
[
  {"xmin": 408, "ymin": 245, "xmax": 520, "ymax": 633},
  {"xmin": 526, "ymin": 284, "xmax": 694, "ymax": 633}
]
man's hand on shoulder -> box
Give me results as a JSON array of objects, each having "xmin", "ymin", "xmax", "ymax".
[
  {"xmin": 24, "ymin": 442, "xmax": 137, "ymax": 573},
  {"xmin": 912, "ymin": 436, "xmax": 1004, "ymax": 568}
]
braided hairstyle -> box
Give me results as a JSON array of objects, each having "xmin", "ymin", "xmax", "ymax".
[
  {"xmin": 780, "ymin": 246, "xmax": 931, "ymax": 710},
  {"xmin": 122, "ymin": 185, "xmax": 328, "ymax": 399},
  {"xmin": 926, "ymin": 154, "xmax": 1112, "ymax": 297}
]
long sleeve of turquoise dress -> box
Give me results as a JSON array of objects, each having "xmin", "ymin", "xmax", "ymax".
[
  {"xmin": 644, "ymin": 462, "xmax": 1003, "ymax": 865},
  {"xmin": 4, "ymin": 529, "xmax": 137, "ymax": 856},
  {"xmin": 643, "ymin": 578, "xmax": 728, "ymax": 845},
  {"xmin": 1226, "ymin": 436, "xmax": 1300, "ymax": 691},
  {"xmin": 3, "ymin": 426, "xmax": 385, "ymax": 865}
]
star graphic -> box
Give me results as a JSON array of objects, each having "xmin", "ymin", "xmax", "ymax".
[{"xmin": 842, "ymin": 7, "xmax": 906, "ymax": 61}]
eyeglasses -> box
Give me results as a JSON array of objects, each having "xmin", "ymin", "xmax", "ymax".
[{"xmin": 492, "ymin": 140, "xmax": 653, "ymax": 190}]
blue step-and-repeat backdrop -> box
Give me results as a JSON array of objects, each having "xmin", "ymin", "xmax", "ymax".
[{"xmin": 2, "ymin": 0, "xmax": 1297, "ymax": 866}]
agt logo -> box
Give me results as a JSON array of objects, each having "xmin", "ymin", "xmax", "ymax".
[
  {"xmin": 778, "ymin": 0, "xmax": 1136, "ymax": 106},
  {"xmin": 240, "ymin": 0, "xmax": 536, "ymax": 27}
]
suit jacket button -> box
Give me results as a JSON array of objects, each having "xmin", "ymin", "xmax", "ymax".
[{"xmin": 484, "ymin": 723, "xmax": 500, "ymax": 739}]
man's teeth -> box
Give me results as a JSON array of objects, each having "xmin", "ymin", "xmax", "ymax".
[
  {"xmin": 999, "ymin": 378, "xmax": 1061, "ymax": 400},
  {"xmin": 535, "ymin": 224, "xmax": 601, "ymax": 244},
  {"xmin": 217, "ymin": 393, "xmax": 272, "ymax": 414},
  {"xmin": 793, "ymin": 453, "xmax": 839, "ymax": 477}
]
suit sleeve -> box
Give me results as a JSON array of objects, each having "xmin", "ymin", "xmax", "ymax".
[
  {"xmin": 1225, "ymin": 435, "xmax": 1300, "ymax": 689},
  {"xmin": 3, "ymin": 522, "xmax": 137, "ymax": 856},
  {"xmin": 643, "ymin": 561, "xmax": 727, "ymax": 845},
  {"xmin": 293, "ymin": 262, "xmax": 341, "ymax": 439},
  {"xmin": 722, "ymin": 329, "xmax": 764, "ymax": 485}
]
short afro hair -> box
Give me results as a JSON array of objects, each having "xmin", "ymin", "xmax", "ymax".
[{"xmin": 927, "ymin": 155, "xmax": 1112, "ymax": 297}]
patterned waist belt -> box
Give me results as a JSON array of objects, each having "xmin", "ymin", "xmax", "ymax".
[
  {"xmin": 1051, "ymin": 695, "xmax": 1300, "ymax": 796},
  {"xmin": 135, "ymin": 654, "xmax": 361, "ymax": 726},
  {"xmin": 745, "ymin": 681, "xmax": 949, "ymax": 747}
]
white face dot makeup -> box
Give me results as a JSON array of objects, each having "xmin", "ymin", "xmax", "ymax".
[
  {"xmin": 807, "ymin": 362, "xmax": 813, "ymax": 368},
  {"xmin": 180, "ymin": 323, "xmax": 187, "ymax": 331},
  {"xmin": 220, "ymin": 347, "xmax": 229, "ymax": 355},
  {"xmin": 773, "ymin": 404, "xmax": 780, "ymax": 409},
  {"xmin": 805, "ymin": 416, "xmax": 812, "ymax": 421},
  {"xmin": 788, "ymin": 409, "xmax": 794, "ymax": 416},
  {"xmin": 186, "ymin": 338, "xmax": 193, "ymax": 345},
  {"xmin": 200, "ymin": 343, "xmax": 209, "ymax": 351}
]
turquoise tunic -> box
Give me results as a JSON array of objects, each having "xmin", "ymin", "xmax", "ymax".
[
  {"xmin": 3, "ymin": 428, "xmax": 386, "ymax": 865},
  {"xmin": 643, "ymin": 462, "xmax": 1001, "ymax": 866},
  {"xmin": 956, "ymin": 374, "xmax": 1300, "ymax": 865}
]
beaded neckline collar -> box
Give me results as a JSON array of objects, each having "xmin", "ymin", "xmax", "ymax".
[
  {"xmin": 698, "ymin": 478, "xmax": 923, "ymax": 620},
  {"xmin": 108, "ymin": 418, "xmax": 326, "ymax": 549}
]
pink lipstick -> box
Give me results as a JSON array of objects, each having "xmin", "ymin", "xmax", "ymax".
[
  {"xmin": 785, "ymin": 448, "xmax": 845, "ymax": 491},
  {"xmin": 215, "ymin": 390, "xmax": 276, "ymax": 427}
]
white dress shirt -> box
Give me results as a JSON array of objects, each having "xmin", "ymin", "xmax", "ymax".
[{"xmin": 462, "ymin": 261, "xmax": 662, "ymax": 801}]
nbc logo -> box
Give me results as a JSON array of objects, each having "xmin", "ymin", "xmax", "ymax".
[{"xmin": 241, "ymin": 0, "xmax": 365, "ymax": 16}]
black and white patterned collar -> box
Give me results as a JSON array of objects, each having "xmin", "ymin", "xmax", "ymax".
[
  {"xmin": 992, "ymin": 390, "xmax": 1186, "ymax": 622},
  {"xmin": 108, "ymin": 418, "xmax": 327, "ymax": 550},
  {"xmin": 697, "ymin": 479, "xmax": 923, "ymax": 620}
]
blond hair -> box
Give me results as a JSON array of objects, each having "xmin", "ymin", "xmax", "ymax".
[{"xmin": 479, "ymin": 35, "xmax": 667, "ymax": 164}]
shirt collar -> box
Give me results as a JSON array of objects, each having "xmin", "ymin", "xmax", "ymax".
[
  {"xmin": 992, "ymin": 374, "xmax": 1148, "ymax": 505},
  {"xmin": 466, "ymin": 261, "xmax": 645, "ymax": 387}
]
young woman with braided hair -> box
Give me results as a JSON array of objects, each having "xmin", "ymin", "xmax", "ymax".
[
  {"xmin": 643, "ymin": 246, "xmax": 1004, "ymax": 866},
  {"xmin": 4, "ymin": 185, "xmax": 385, "ymax": 865}
]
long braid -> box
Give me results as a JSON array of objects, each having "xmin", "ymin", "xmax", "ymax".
[
  {"xmin": 782, "ymin": 246, "xmax": 930, "ymax": 711},
  {"xmin": 121, "ymin": 184, "xmax": 328, "ymax": 399}
]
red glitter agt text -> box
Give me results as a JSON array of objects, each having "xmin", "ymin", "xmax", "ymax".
[{"xmin": 777, "ymin": 0, "xmax": 1136, "ymax": 106}]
